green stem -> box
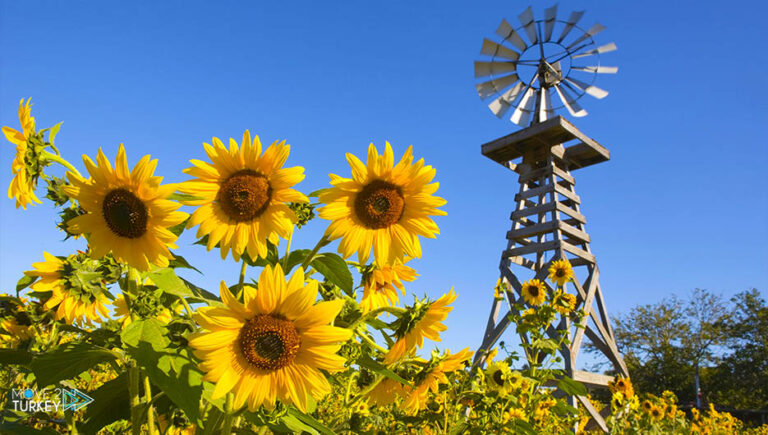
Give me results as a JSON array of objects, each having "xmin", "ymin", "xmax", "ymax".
[
  {"xmin": 180, "ymin": 297, "xmax": 194, "ymax": 317},
  {"xmin": 282, "ymin": 231, "xmax": 293, "ymax": 269},
  {"xmin": 348, "ymin": 306, "xmax": 406, "ymax": 330},
  {"xmin": 300, "ymin": 234, "xmax": 331, "ymax": 270},
  {"xmin": 344, "ymin": 371, "xmax": 358, "ymax": 406},
  {"xmin": 129, "ymin": 366, "xmax": 141, "ymax": 435},
  {"xmin": 221, "ymin": 393, "xmax": 235, "ymax": 434},
  {"xmin": 348, "ymin": 375, "xmax": 385, "ymax": 407},
  {"xmin": 144, "ymin": 373, "xmax": 156, "ymax": 434},
  {"xmin": 236, "ymin": 258, "xmax": 247, "ymax": 300},
  {"xmin": 356, "ymin": 330, "xmax": 389, "ymax": 354},
  {"xmin": 41, "ymin": 151, "xmax": 82, "ymax": 177}
]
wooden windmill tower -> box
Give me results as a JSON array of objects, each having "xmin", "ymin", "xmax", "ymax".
[{"xmin": 471, "ymin": 4, "xmax": 628, "ymax": 431}]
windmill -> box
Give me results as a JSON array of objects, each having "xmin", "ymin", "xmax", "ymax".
[{"xmin": 472, "ymin": 4, "xmax": 627, "ymax": 432}]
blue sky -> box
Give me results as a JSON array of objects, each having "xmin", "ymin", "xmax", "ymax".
[{"xmin": 2, "ymin": 1, "xmax": 767, "ymax": 369}]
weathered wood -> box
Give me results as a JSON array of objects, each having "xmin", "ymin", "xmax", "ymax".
[
  {"xmin": 573, "ymin": 370, "xmax": 613, "ymax": 389},
  {"xmin": 579, "ymin": 395, "xmax": 610, "ymax": 433},
  {"xmin": 503, "ymin": 240, "xmax": 559, "ymax": 257},
  {"xmin": 515, "ymin": 183, "xmax": 554, "ymax": 201},
  {"xmin": 559, "ymin": 221, "xmax": 591, "ymax": 244},
  {"xmin": 507, "ymin": 221, "xmax": 557, "ymax": 240},
  {"xmin": 511, "ymin": 201, "xmax": 557, "ymax": 220},
  {"xmin": 554, "ymin": 183, "xmax": 581, "ymax": 204},
  {"xmin": 561, "ymin": 241, "xmax": 596, "ymax": 263}
]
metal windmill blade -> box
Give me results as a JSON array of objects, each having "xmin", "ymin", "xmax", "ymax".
[{"xmin": 474, "ymin": 4, "xmax": 618, "ymax": 126}]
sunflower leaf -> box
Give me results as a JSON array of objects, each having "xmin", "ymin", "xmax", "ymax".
[
  {"xmin": 168, "ymin": 192, "xmax": 205, "ymax": 202},
  {"xmin": 120, "ymin": 318, "xmax": 170, "ymax": 350},
  {"xmin": 167, "ymin": 217, "xmax": 189, "ymax": 237},
  {"xmin": 0, "ymin": 348, "xmax": 33, "ymax": 365},
  {"xmin": 29, "ymin": 343, "xmax": 119, "ymax": 387},
  {"xmin": 281, "ymin": 249, "xmax": 311, "ymax": 273},
  {"xmin": 357, "ymin": 354, "xmax": 410, "ymax": 385},
  {"xmin": 78, "ymin": 372, "xmax": 130, "ymax": 434},
  {"xmin": 557, "ymin": 376, "xmax": 587, "ymax": 397},
  {"xmin": 16, "ymin": 274, "xmax": 37, "ymax": 292},
  {"xmin": 286, "ymin": 407, "xmax": 336, "ymax": 435},
  {"xmin": 168, "ymin": 254, "xmax": 201, "ymax": 274},
  {"xmin": 311, "ymin": 253, "xmax": 353, "ymax": 296}
]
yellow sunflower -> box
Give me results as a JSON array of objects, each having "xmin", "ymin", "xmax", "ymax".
[
  {"xmin": 24, "ymin": 252, "xmax": 110, "ymax": 325},
  {"xmin": 521, "ymin": 279, "xmax": 547, "ymax": 306},
  {"xmin": 318, "ymin": 142, "xmax": 446, "ymax": 266},
  {"xmin": 367, "ymin": 378, "xmax": 408, "ymax": 406},
  {"xmin": 553, "ymin": 291, "xmax": 578, "ymax": 315},
  {"xmin": 485, "ymin": 361, "xmax": 514, "ymax": 394},
  {"xmin": 608, "ymin": 375, "xmax": 634, "ymax": 399},
  {"xmin": 503, "ymin": 407, "xmax": 528, "ymax": 423},
  {"xmin": 383, "ymin": 289, "xmax": 456, "ymax": 364},
  {"xmin": 649, "ymin": 405, "xmax": 664, "ymax": 421},
  {"xmin": 2, "ymin": 98, "xmax": 41, "ymax": 209},
  {"xmin": 63, "ymin": 145, "xmax": 188, "ymax": 271},
  {"xmin": 189, "ymin": 265, "xmax": 352, "ymax": 412},
  {"xmin": 360, "ymin": 262, "xmax": 418, "ymax": 313},
  {"xmin": 180, "ymin": 131, "xmax": 306, "ymax": 261},
  {"xmin": 401, "ymin": 348, "xmax": 472, "ymax": 415},
  {"xmin": 548, "ymin": 259, "xmax": 574, "ymax": 286}
]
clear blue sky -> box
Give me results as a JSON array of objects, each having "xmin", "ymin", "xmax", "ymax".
[{"xmin": 2, "ymin": 1, "xmax": 767, "ymax": 369}]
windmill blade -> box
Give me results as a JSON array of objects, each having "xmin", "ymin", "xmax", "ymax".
[
  {"xmin": 543, "ymin": 5, "xmax": 558, "ymax": 42},
  {"xmin": 564, "ymin": 77, "xmax": 609, "ymax": 99},
  {"xmin": 495, "ymin": 19, "xmax": 528, "ymax": 51},
  {"xmin": 475, "ymin": 73, "xmax": 520, "ymax": 99},
  {"xmin": 571, "ymin": 65, "xmax": 618, "ymax": 74},
  {"xmin": 557, "ymin": 10, "xmax": 585, "ymax": 43},
  {"xmin": 571, "ymin": 42, "xmax": 618, "ymax": 59},
  {"xmin": 566, "ymin": 23, "xmax": 607, "ymax": 50},
  {"xmin": 538, "ymin": 87, "xmax": 552, "ymax": 122},
  {"xmin": 488, "ymin": 82, "xmax": 525, "ymax": 118},
  {"xmin": 480, "ymin": 39, "xmax": 520, "ymax": 61},
  {"xmin": 518, "ymin": 6, "xmax": 538, "ymax": 45},
  {"xmin": 553, "ymin": 83, "xmax": 587, "ymax": 117},
  {"xmin": 511, "ymin": 85, "xmax": 536, "ymax": 126},
  {"xmin": 474, "ymin": 61, "xmax": 517, "ymax": 78}
]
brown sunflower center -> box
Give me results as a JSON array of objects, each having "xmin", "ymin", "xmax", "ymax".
[
  {"xmin": 218, "ymin": 170, "xmax": 271, "ymax": 222},
  {"xmin": 492, "ymin": 370, "xmax": 505, "ymax": 386},
  {"xmin": 238, "ymin": 314, "xmax": 300, "ymax": 370},
  {"xmin": 527, "ymin": 286, "xmax": 540, "ymax": 297},
  {"xmin": 556, "ymin": 269, "xmax": 566, "ymax": 277},
  {"xmin": 102, "ymin": 188, "xmax": 148, "ymax": 238},
  {"xmin": 354, "ymin": 179, "xmax": 405, "ymax": 229}
]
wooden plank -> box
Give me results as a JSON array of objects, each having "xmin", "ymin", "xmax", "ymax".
[
  {"xmin": 556, "ymin": 202, "xmax": 587, "ymax": 224},
  {"xmin": 481, "ymin": 116, "xmax": 576, "ymax": 163},
  {"xmin": 515, "ymin": 183, "xmax": 554, "ymax": 201},
  {"xmin": 518, "ymin": 165, "xmax": 553, "ymax": 183},
  {"xmin": 579, "ymin": 395, "xmax": 610, "ymax": 433},
  {"xmin": 552, "ymin": 165, "xmax": 575, "ymax": 184},
  {"xmin": 507, "ymin": 221, "xmax": 557, "ymax": 240},
  {"xmin": 559, "ymin": 222, "xmax": 591, "ymax": 244},
  {"xmin": 573, "ymin": 370, "xmax": 613, "ymax": 389},
  {"xmin": 511, "ymin": 202, "xmax": 557, "ymax": 220},
  {"xmin": 554, "ymin": 183, "xmax": 581, "ymax": 204},
  {"xmin": 508, "ymin": 256, "xmax": 537, "ymax": 270},
  {"xmin": 561, "ymin": 241, "xmax": 596, "ymax": 263},
  {"xmin": 564, "ymin": 141, "xmax": 610, "ymax": 169}
]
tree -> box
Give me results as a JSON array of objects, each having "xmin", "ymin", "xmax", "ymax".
[{"xmin": 597, "ymin": 289, "xmax": 731, "ymax": 404}]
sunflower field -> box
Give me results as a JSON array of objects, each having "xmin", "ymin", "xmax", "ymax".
[{"xmin": 1, "ymin": 99, "xmax": 766, "ymax": 435}]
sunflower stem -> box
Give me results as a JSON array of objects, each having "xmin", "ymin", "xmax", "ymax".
[
  {"xmin": 348, "ymin": 374, "xmax": 385, "ymax": 407},
  {"xmin": 143, "ymin": 372, "xmax": 156, "ymax": 435},
  {"xmin": 300, "ymin": 234, "xmax": 331, "ymax": 270},
  {"xmin": 41, "ymin": 150, "xmax": 82, "ymax": 177},
  {"xmin": 344, "ymin": 371, "xmax": 359, "ymax": 405},
  {"xmin": 356, "ymin": 329, "xmax": 389, "ymax": 354},
  {"xmin": 180, "ymin": 297, "xmax": 194, "ymax": 317},
  {"xmin": 128, "ymin": 365, "xmax": 141, "ymax": 435},
  {"xmin": 236, "ymin": 259, "xmax": 247, "ymax": 300},
  {"xmin": 348, "ymin": 306, "xmax": 406, "ymax": 330},
  {"xmin": 221, "ymin": 393, "xmax": 235, "ymax": 434},
  {"xmin": 282, "ymin": 230, "xmax": 293, "ymax": 270}
]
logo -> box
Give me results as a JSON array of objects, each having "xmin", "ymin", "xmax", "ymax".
[{"xmin": 8, "ymin": 388, "xmax": 94, "ymax": 412}]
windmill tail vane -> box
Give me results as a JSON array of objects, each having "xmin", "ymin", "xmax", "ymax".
[{"xmin": 474, "ymin": 4, "xmax": 618, "ymax": 126}]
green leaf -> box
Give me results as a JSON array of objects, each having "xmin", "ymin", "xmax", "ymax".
[
  {"xmin": 78, "ymin": 372, "xmax": 130, "ymax": 434},
  {"xmin": 168, "ymin": 192, "xmax": 205, "ymax": 202},
  {"xmin": 285, "ymin": 407, "xmax": 337, "ymax": 435},
  {"xmin": 0, "ymin": 422, "xmax": 60, "ymax": 435},
  {"xmin": 29, "ymin": 343, "xmax": 118, "ymax": 387},
  {"xmin": 357, "ymin": 354, "xmax": 410, "ymax": 385},
  {"xmin": 0, "ymin": 348, "xmax": 33, "ymax": 365},
  {"xmin": 311, "ymin": 253, "xmax": 353, "ymax": 296},
  {"xmin": 167, "ymin": 217, "xmax": 189, "ymax": 237},
  {"xmin": 307, "ymin": 188, "xmax": 328, "ymax": 197},
  {"xmin": 557, "ymin": 376, "xmax": 588, "ymax": 397},
  {"xmin": 448, "ymin": 422, "xmax": 468, "ymax": 435},
  {"xmin": 16, "ymin": 274, "xmax": 37, "ymax": 292},
  {"xmin": 281, "ymin": 249, "xmax": 311, "ymax": 273},
  {"xmin": 120, "ymin": 318, "xmax": 170, "ymax": 350},
  {"xmin": 532, "ymin": 338, "xmax": 559, "ymax": 352},
  {"xmin": 168, "ymin": 254, "xmax": 201, "ymax": 274},
  {"xmin": 48, "ymin": 122, "xmax": 63, "ymax": 146},
  {"xmin": 125, "ymin": 342, "xmax": 213, "ymax": 426}
]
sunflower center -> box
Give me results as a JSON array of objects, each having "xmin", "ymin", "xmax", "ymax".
[
  {"xmin": 102, "ymin": 188, "xmax": 148, "ymax": 238},
  {"xmin": 556, "ymin": 269, "xmax": 565, "ymax": 277},
  {"xmin": 354, "ymin": 180, "xmax": 405, "ymax": 229},
  {"xmin": 527, "ymin": 286, "xmax": 540, "ymax": 297},
  {"xmin": 492, "ymin": 370, "xmax": 505, "ymax": 386},
  {"xmin": 218, "ymin": 170, "xmax": 272, "ymax": 222},
  {"xmin": 238, "ymin": 314, "xmax": 300, "ymax": 371}
]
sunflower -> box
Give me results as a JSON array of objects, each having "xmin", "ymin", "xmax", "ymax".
[
  {"xmin": 2, "ymin": 98, "xmax": 42, "ymax": 209},
  {"xmin": 649, "ymin": 405, "xmax": 664, "ymax": 421},
  {"xmin": 548, "ymin": 259, "xmax": 574, "ymax": 286},
  {"xmin": 180, "ymin": 131, "xmax": 306, "ymax": 261},
  {"xmin": 521, "ymin": 279, "xmax": 547, "ymax": 306},
  {"xmin": 317, "ymin": 142, "xmax": 446, "ymax": 266},
  {"xmin": 63, "ymin": 145, "xmax": 188, "ymax": 271},
  {"xmin": 383, "ymin": 290, "xmax": 456, "ymax": 364},
  {"xmin": 503, "ymin": 407, "xmax": 528, "ymax": 423},
  {"xmin": 485, "ymin": 361, "xmax": 514, "ymax": 394},
  {"xmin": 359, "ymin": 262, "xmax": 418, "ymax": 313},
  {"xmin": 641, "ymin": 400, "xmax": 653, "ymax": 413},
  {"xmin": 367, "ymin": 378, "xmax": 408, "ymax": 406},
  {"xmin": 401, "ymin": 348, "xmax": 472, "ymax": 415},
  {"xmin": 608, "ymin": 375, "xmax": 634, "ymax": 399},
  {"xmin": 113, "ymin": 293, "xmax": 176, "ymax": 327},
  {"xmin": 553, "ymin": 291, "xmax": 578, "ymax": 315},
  {"xmin": 25, "ymin": 252, "xmax": 110, "ymax": 325},
  {"xmin": 493, "ymin": 278, "xmax": 507, "ymax": 301},
  {"xmin": 189, "ymin": 265, "xmax": 352, "ymax": 412}
]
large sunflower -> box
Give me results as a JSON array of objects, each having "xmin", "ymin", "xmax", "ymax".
[
  {"xmin": 24, "ymin": 252, "xmax": 110, "ymax": 325},
  {"xmin": 2, "ymin": 98, "xmax": 41, "ymax": 209},
  {"xmin": 63, "ymin": 145, "xmax": 188, "ymax": 271},
  {"xmin": 401, "ymin": 348, "xmax": 472, "ymax": 415},
  {"xmin": 521, "ymin": 279, "xmax": 547, "ymax": 306},
  {"xmin": 189, "ymin": 265, "xmax": 351, "ymax": 412},
  {"xmin": 359, "ymin": 262, "xmax": 417, "ymax": 314},
  {"xmin": 367, "ymin": 378, "xmax": 408, "ymax": 406},
  {"xmin": 318, "ymin": 142, "xmax": 446, "ymax": 266},
  {"xmin": 548, "ymin": 259, "xmax": 574, "ymax": 286},
  {"xmin": 384, "ymin": 289, "xmax": 455, "ymax": 364},
  {"xmin": 180, "ymin": 131, "xmax": 306, "ymax": 261}
]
